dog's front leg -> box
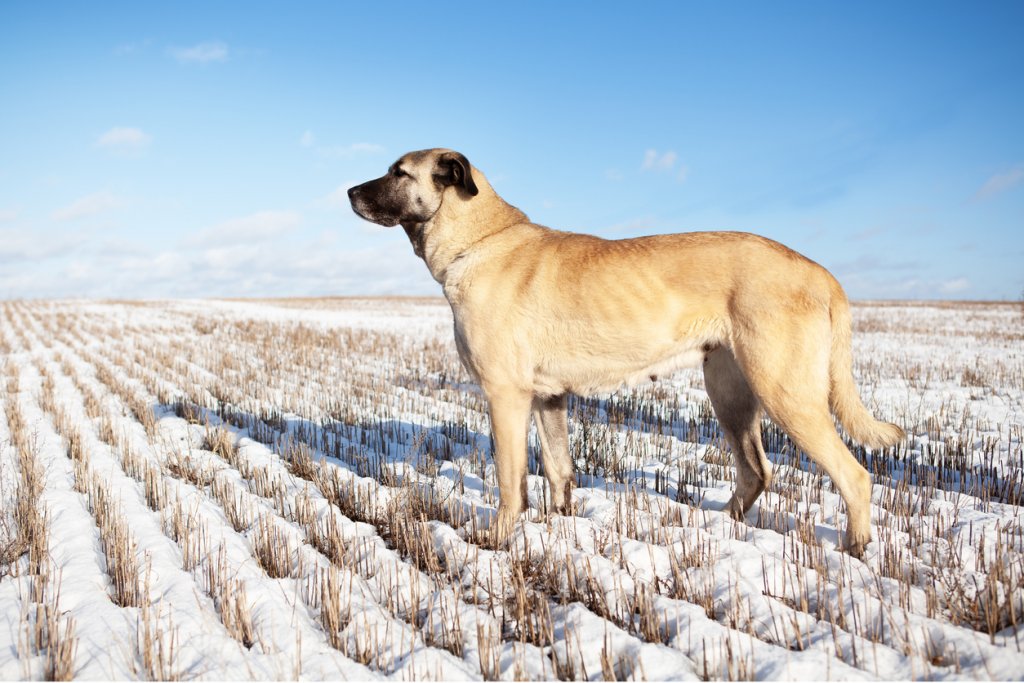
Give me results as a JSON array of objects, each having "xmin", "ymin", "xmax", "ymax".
[
  {"xmin": 486, "ymin": 387, "xmax": 532, "ymax": 545},
  {"xmin": 532, "ymin": 393, "xmax": 574, "ymax": 516}
]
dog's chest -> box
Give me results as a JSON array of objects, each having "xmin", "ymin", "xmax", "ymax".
[{"xmin": 450, "ymin": 316, "xmax": 482, "ymax": 382}]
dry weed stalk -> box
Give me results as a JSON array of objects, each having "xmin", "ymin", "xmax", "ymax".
[
  {"xmin": 313, "ymin": 466, "xmax": 380, "ymax": 527},
  {"xmin": 203, "ymin": 545, "xmax": 256, "ymax": 649},
  {"xmin": 246, "ymin": 465, "xmax": 286, "ymax": 502},
  {"xmin": 18, "ymin": 572, "xmax": 79, "ymax": 681},
  {"xmin": 143, "ymin": 462, "xmax": 166, "ymax": 511},
  {"xmin": 160, "ymin": 393, "xmax": 203, "ymax": 425},
  {"xmin": 4, "ymin": 306, "xmax": 32, "ymax": 352},
  {"xmin": 43, "ymin": 609, "xmax": 78, "ymax": 681},
  {"xmin": 381, "ymin": 485, "xmax": 445, "ymax": 575},
  {"xmin": 316, "ymin": 565, "xmax": 351, "ymax": 650},
  {"xmin": 84, "ymin": 473, "xmax": 142, "ymax": 607},
  {"xmin": 62, "ymin": 423, "xmax": 89, "ymax": 469},
  {"xmin": 210, "ymin": 475, "xmax": 254, "ymax": 532},
  {"xmin": 304, "ymin": 509, "xmax": 348, "ymax": 567},
  {"xmin": 115, "ymin": 437, "xmax": 149, "ymax": 483},
  {"xmin": 7, "ymin": 369, "xmax": 78, "ymax": 680},
  {"xmin": 202, "ymin": 425, "xmax": 239, "ymax": 465},
  {"xmin": 0, "ymin": 462, "xmax": 21, "ymax": 576},
  {"xmin": 504, "ymin": 551, "xmax": 556, "ymax": 648},
  {"xmin": 0, "ymin": 326, "xmax": 12, "ymax": 355},
  {"xmin": 137, "ymin": 594, "xmax": 179, "ymax": 681},
  {"xmin": 92, "ymin": 357, "xmax": 159, "ymax": 438},
  {"xmin": 4, "ymin": 389, "xmax": 49, "ymax": 579},
  {"xmin": 941, "ymin": 526, "xmax": 1024, "ymax": 641},
  {"xmin": 283, "ymin": 437, "xmax": 319, "ymax": 480},
  {"xmin": 165, "ymin": 450, "xmax": 216, "ymax": 489},
  {"xmin": 34, "ymin": 378, "xmax": 145, "ymax": 610},
  {"xmin": 251, "ymin": 515, "xmax": 301, "ymax": 579},
  {"xmin": 161, "ymin": 496, "xmax": 207, "ymax": 571},
  {"xmin": 476, "ymin": 621, "xmax": 502, "ymax": 681}
]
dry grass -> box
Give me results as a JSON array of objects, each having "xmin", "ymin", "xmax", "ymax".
[
  {"xmin": 4, "ymin": 363, "xmax": 79, "ymax": 680},
  {"xmin": 251, "ymin": 515, "xmax": 301, "ymax": 579},
  {"xmin": 161, "ymin": 496, "xmax": 207, "ymax": 572},
  {"xmin": 210, "ymin": 475, "xmax": 255, "ymax": 532},
  {"xmin": 2, "ymin": 297, "xmax": 1022, "ymax": 680},
  {"xmin": 18, "ymin": 576, "xmax": 79, "ymax": 681},
  {"xmin": 203, "ymin": 545, "xmax": 256, "ymax": 649},
  {"xmin": 314, "ymin": 564, "xmax": 351, "ymax": 650},
  {"xmin": 137, "ymin": 592, "xmax": 180, "ymax": 681},
  {"xmin": 32, "ymin": 357, "xmax": 146, "ymax": 609},
  {"xmin": 4, "ymin": 381, "xmax": 49, "ymax": 580},
  {"xmin": 84, "ymin": 473, "xmax": 142, "ymax": 608}
]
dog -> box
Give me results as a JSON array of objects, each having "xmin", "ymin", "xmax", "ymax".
[{"xmin": 349, "ymin": 148, "xmax": 905, "ymax": 557}]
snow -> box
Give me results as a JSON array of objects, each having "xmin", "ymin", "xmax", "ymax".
[{"xmin": 1, "ymin": 298, "xmax": 1022, "ymax": 680}]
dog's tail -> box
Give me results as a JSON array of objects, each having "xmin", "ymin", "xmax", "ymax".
[{"xmin": 827, "ymin": 280, "xmax": 905, "ymax": 449}]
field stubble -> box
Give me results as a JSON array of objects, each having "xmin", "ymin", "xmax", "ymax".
[{"xmin": 0, "ymin": 297, "xmax": 1021, "ymax": 680}]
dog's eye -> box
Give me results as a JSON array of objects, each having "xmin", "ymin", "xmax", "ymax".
[{"xmin": 392, "ymin": 167, "xmax": 409, "ymax": 178}]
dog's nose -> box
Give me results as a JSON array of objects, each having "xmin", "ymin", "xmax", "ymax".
[{"xmin": 347, "ymin": 186, "xmax": 359, "ymax": 200}]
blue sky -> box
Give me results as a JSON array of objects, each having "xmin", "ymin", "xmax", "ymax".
[{"xmin": 1, "ymin": 1, "xmax": 1022, "ymax": 300}]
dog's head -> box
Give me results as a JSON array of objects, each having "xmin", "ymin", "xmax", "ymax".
[{"xmin": 348, "ymin": 149, "xmax": 478, "ymax": 228}]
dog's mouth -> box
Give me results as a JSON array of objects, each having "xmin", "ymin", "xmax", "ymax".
[
  {"xmin": 348, "ymin": 184, "xmax": 400, "ymax": 227},
  {"xmin": 352, "ymin": 203, "xmax": 399, "ymax": 227}
]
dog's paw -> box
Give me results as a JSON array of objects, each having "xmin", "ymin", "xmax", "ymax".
[
  {"xmin": 725, "ymin": 494, "xmax": 748, "ymax": 521},
  {"xmin": 489, "ymin": 505, "xmax": 520, "ymax": 547},
  {"xmin": 842, "ymin": 529, "xmax": 870, "ymax": 559}
]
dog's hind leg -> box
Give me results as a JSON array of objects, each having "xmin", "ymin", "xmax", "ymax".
[
  {"xmin": 532, "ymin": 393, "xmax": 574, "ymax": 516},
  {"xmin": 703, "ymin": 347, "xmax": 772, "ymax": 519},
  {"xmin": 732, "ymin": 318, "xmax": 873, "ymax": 557},
  {"xmin": 486, "ymin": 387, "xmax": 533, "ymax": 544}
]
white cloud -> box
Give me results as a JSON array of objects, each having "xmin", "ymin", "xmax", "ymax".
[
  {"xmin": 642, "ymin": 149, "xmax": 677, "ymax": 171},
  {"xmin": 642, "ymin": 149, "xmax": 688, "ymax": 182},
  {"xmin": 96, "ymin": 126, "xmax": 151, "ymax": 152},
  {"xmin": 51, "ymin": 192, "xmax": 124, "ymax": 221},
  {"xmin": 0, "ymin": 208, "xmax": 17, "ymax": 223},
  {"xmin": 8, "ymin": 233, "xmax": 433, "ymax": 299},
  {"xmin": 974, "ymin": 164, "xmax": 1024, "ymax": 201},
  {"xmin": 831, "ymin": 269, "xmax": 982, "ymax": 300},
  {"xmin": 169, "ymin": 41, "xmax": 228, "ymax": 64},
  {"xmin": 301, "ymin": 138, "xmax": 384, "ymax": 159},
  {"xmin": 940, "ymin": 277, "xmax": 970, "ymax": 294},
  {"xmin": 185, "ymin": 210, "xmax": 302, "ymax": 249},
  {"xmin": 0, "ymin": 228, "xmax": 88, "ymax": 263}
]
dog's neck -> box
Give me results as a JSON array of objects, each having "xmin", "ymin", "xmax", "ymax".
[
  {"xmin": 405, "ymin": 175, "xmax": 528, "ymax": 286},
  {"xmin": 401, "ymin": 223, "xmax": 426, "ymax": 259}
]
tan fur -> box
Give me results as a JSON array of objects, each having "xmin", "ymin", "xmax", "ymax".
[{"xmin": 349, "ymin": 149, "xmax": 906, "ymax": 557}]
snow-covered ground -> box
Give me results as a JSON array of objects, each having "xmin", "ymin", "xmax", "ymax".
[{"xmin": 0, "ymin": 298, "xmax": 1021, "ymax": 680}]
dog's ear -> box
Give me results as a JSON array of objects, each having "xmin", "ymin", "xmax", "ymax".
[{"xmin": 434, "ymin": 151, "xmax": 479, "ymax": 197}]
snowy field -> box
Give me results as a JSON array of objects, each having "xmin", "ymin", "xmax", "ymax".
[{"xmin": 0, "ymin": 297, "xmax": 1022, "ymax": 681}]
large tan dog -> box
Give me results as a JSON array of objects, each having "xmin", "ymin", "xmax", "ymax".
[{"xmin": 349, "ymin": 148, "xmax": 905, "ymax": 556}]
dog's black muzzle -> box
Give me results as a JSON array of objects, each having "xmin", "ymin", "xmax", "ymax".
[{"xmin": 347, "ymin": 178, "xmax": 400, "ymax": 227}]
